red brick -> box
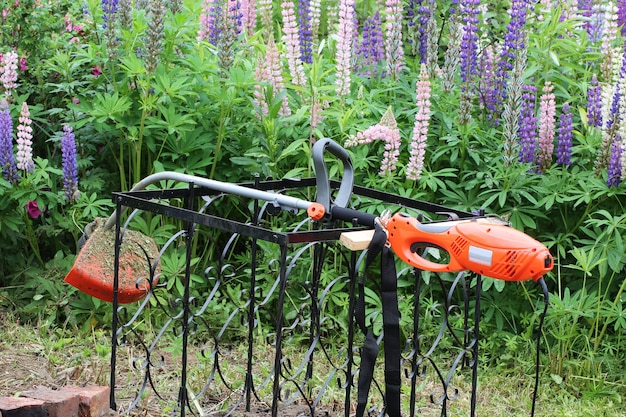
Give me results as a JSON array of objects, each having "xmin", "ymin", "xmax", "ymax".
[
  {"xmin": 62, "ymin": 386, "xmax": 111, "ymax": 417},
  {"xmin": 0, "ymin": 396, "xmax": 46, "ymax": 417},
  {"xmin": 21, "ymin": 385, "xmax": 80, "ymax": 417}
]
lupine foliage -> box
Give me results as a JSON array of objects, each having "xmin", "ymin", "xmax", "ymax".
[{"xmin": 1, "ymin": 0, "xmax": 626, "ymax": 398}]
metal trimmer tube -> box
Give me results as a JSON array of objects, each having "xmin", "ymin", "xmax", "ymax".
[{"xmin": 104, "ymin": 172, "xmax": 316, "ymax": 230}]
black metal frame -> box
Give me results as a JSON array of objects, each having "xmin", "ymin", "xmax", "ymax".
[{"xmin": 108, "ymin": 177, "xmax": 482, "ymax": 417}]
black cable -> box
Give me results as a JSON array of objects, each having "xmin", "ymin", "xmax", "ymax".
[{"xmin": 531, "ymin": 277, "xmax": 550, "ymax": 417}]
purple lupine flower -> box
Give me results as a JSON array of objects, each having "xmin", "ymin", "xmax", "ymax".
[
  {"xmin": 450, "ymin": 0, "xmax": 459, "ymax": 14},
  {"xmin": 385, "ymin": 0, "xmax": 405, "ymax": 78},
  {"xmin": 518, "ymin": 83, "xmax": 538, "ymax": 163},
  {"xmin": 335, "ymin": 0, "xmax": 355, "ymax": 96},
  {"xmin": 61, "ymin": 125, "xmax": 80, "ymax": 202},
  {"xmin": 297, "ymin": 0, "xmax": 313, "ymax": 64},
  {"xmin": 587, "ymin": 3, "xmax": 606, "ymax": 45},
  {"xmin": 405, "ymin": 0, "xmax": 431, "ymax": 64},
  {"xmin": 198, "ymin": 0, "xmax": 221, "ymax": 44},
  {"xmin": 587, "ymin": 74, "xmax": 602, "ymax": 127},
  {"xmin": 459, "ymin": 0, "xmax": 480, "ymax": 84},
  {"xmin": 356, "ymin": 11, "xmax": 385, "ymax": 77},
  {"xmin": 101, "ymin": 0, "xmax": 119, "ymax": 28},
  {"xmin": 418, "ymin": 0, "xmax": 435, "ymax": 64},
  {"xmin": 556, "ymin": 103, "xmax": 573, "ymax": 165},
  {"xmin": 607, "ymin": 138, "xmax": 622, "ymax": 187},
  {"xmin": 0, "ymin": 100, "xmax": 18, "ymax": 184},
  {"xmin": 618, "ymin": 1, "xmax": 626, "ymax": 36}
]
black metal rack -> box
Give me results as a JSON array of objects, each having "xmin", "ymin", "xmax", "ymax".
[{"xmin": 108, "ymin": 176, "xmax": 482, "ymax": 417}]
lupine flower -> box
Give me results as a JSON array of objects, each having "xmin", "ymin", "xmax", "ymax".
[
  {"xmin": 253, "ymin": 36, "xmax": 291, "ymax": 118},
  {"xmin": 297, "ymin": 0, "xmax": 313, "ymax": 64},
  {"xmin": 600, "ymin": 3, "xmax": 618, "ymax": 82},
  {"xmin": 117, "ymin": 0, "xmax": 133, "ymax": 32},
  {"xmin": 536, "ymin": 81, "xmax": 556, "ymax": 172},
  {"xmin": 501, "ymin": 46, "xmax": 526, "ymax": 166},
  {"xmin": 618, "ymin": 0, "xmax": 626, "ymax": 36},
  {"xmin": 493, "ymin": 0, "xmax": 529, "ymax": 121},
  {"xmin": 0, "ymin": 100, "xmax": 18, "ymax": 184},
  {"xmin": 556, "ymin": 103, "xmax": 573, "ymax": 165},
  {"xmin": 477, "ymin": 45, "xmax": 498, "ymax": 125},
  {"xmin": 240, "ymin": 0, "xmax": 257, "ymax": 35},
  {"xmin": 309, "ymin": 0, "xmax": 321, "ymax": 44},
  {"xmin": 102, "ymin": 0, "xmax": 119, "ymax": 59},
  {"xmin": 198, "ymin": 0, "xmax": 220, "ymax": 43},
  {"xmin": 0, "ymin": 51, "xmax": 18, "ymax": 95},
  {"xmin": 19, "ymin": 57, "xmax": 27, "ymax": 72},
  {"xmin": 597, "ymin": 48, "xmax": 626, "ymax": 173},
  {"xmin": 459, "ymin": 0, "xmax": 480, "ymax": 84},
  {"xmin": 101, "ymin": 0, "xmax": 119, "ymax": 28},
  {"xmin": 335, "ymin": 0, "xmax": 355, "ymax": 97},
  {"xmin": 607, "ymin": 138, "xmax": 622, "ymax": 187},
  {"xmin": 258, "ymin": 0, "xmax": 273, "ymax": 31},
  {"xmin": 356, "ymin": 11, "xmax": 385, "ymax": 78},
  {"xmin": 61, "ymin": 125, "xmax": 80, "ymax": 203},
  {"xmin": 424, "ymin": 0, "xmax": 439, "ymax": 73},
  {"xmin": 384, "ymin": 0, "xmax": 404, "ymax": 78},
  {"xmin": 26, "ymin": 201, "xmax": 42, "ymax": 219},
  {"xmin": 518, "ymin": 83, "xmax": 538, "ymax": 163},
  {"xmin": 407, "ymin": 64, "xmax": 431, "ymax": 180},
  {"xmin": 16, "ymin": 101, "xmax": 33, "ymax": 173},
  {"xmin": 144, "ymin": 0, "xmax": 165, "ymax": 73},
  {"xmin": 587, "ymin": 3, "xmax": 605, "ymax": 44},
  {"xmin": 282, "ymin": 1, "xmax": 307, "ymax": 88},
  {"xmin": 587, "ymin": 74, "xmax": 602, "ymax": 127},
  {"xmin": 441, "ymin": 13, "xmax": 462, "ymax": 93},
  {"xmin": 345, "ymin": 107, "xmax": 400, "ymax": 176}
]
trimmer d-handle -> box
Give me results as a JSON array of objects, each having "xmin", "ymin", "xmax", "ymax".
[{"xmin": 384, "ymin": 212, "xmax": 553, "ymax": 281}]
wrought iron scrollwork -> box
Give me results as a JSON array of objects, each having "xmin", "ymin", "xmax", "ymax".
[{"xmin": 108, "ymin": 180, "xmax": 482, "ymax": 417}]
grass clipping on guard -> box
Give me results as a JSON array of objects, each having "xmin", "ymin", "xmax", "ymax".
[{"xmin": 64, "ymin": 218, "xmax": 160, "ymax": 304}]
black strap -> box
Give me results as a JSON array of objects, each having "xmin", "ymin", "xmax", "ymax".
[{"xmin": 355, "ymin": 221, "xmax": 401, "ymax": 417}]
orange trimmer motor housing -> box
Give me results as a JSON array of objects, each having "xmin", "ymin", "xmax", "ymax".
[{"xmin": 386, "ymin": 213, "xmax": 553, "ymax": 281}]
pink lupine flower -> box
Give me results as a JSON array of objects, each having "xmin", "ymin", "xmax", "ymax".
[
  {"xmin": 26, "ymin": 201, "xmax": 42, "ymax": 219},
  {"xmin": 0, "ymin": 51, "xmax": 18, "ymax": 95},
  {"xmin": 537, "ymin": 81, "xmax": 556, "ymax": 172},
  {"xmin": 407, "ymin": 64, "xmax": 431, "ymax": 180},
  {"xmin": 384, "ymin": 0, "xmax": 404, "ymax": 78},
  {"xmin": 253, "ymin": 36, "xmax": 291, "ymax": 118},
  {"xmin": 258, "ymin": 0, "xmax": 273, "ymax": 29},
  {"xmin": 16, "ymin": 101, "xmax": 33, "ymax": 173},
  {"xmin": 335, "ymin": 0, "xmax": 355, "ymax": 96},
  {"xmin": 281, "ymin": 1, "xmax": 307, "ymax": 88},
  {"xmin": 346, "ymin": 107, "xmax": 400, "ymax": 175},
  {"xmin": 92, "ymin": 66, "xmax": 102, "ymax": 76},
  {"xmin": 19, "ymin": 58, "xmax": 27, "ymax": 71},
  {"xmin": 240, "ymin": 0, "xmax": 257, "ymax": 35}
]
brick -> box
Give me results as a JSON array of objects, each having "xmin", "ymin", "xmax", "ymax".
[
  {"xmin": 0, "ymin": 396, "xmax": 46, "ymax": 417},
  {"xmin": 21, "ymin": 385, "xmax": 80, "ymax": 417},
  {"xmin": 62, "ymin": 386, "xmax": 111, "ymax": 417}
]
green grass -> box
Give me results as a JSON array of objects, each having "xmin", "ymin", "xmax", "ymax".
[{"xmin": 0, "ymin": 312, "xmax": 623, "ymax": 416}]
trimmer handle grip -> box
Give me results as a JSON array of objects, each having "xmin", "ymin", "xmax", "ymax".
[
  {"xmin": 387, "ymin": 213, "xmax": 465, "ymax": 273},
  {"xmin": 312, "ymin": 138, "xmax": 354, "ymax": 215}
]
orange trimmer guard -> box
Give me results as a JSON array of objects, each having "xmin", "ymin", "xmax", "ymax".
[{"xmin": 64, "ymin": 218, "xmax": 160, "ymax": 304}]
